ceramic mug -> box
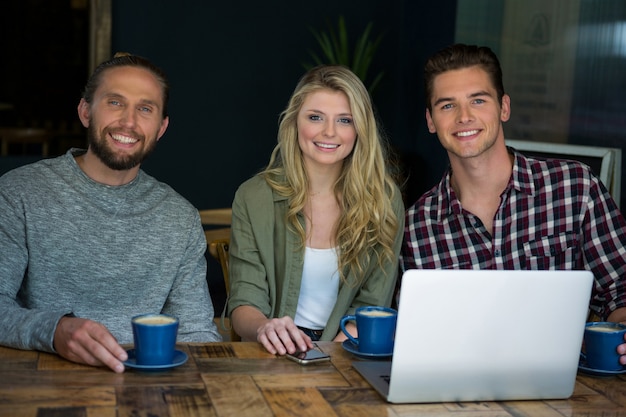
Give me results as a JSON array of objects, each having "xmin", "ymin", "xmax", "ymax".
[
  {"xmin": 131, "ymin": 313, "xmax": 179, "ymax": 365},
  {"xmin": 581, "ymin": 321, "xmax": 626, "ymax": 371},
  {"xmin": 340, "ymin": 306, "xmax": 397, "ymax": 354}
]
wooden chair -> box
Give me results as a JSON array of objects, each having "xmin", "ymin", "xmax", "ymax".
[
  {"xmin": 199, "ymin": 207, "xmax": 232, "ymax": 256},
  {"xmin": 208, "ymin": 238, "xmax": 230, "ymax": 291},
  {"xmin": 0, "ymin": 127, "xmax": 51, "ymax": 157},
  {"xmin": 199, "ymin": 208, "xmax": 232, "ymax": 227},
  {"xmin": 207, "ymin": 237, "xmax": 240, "ymax": 341},
  {"xmin": 198, "ymin": 208, "xmax": 239, "ymax": 341}
]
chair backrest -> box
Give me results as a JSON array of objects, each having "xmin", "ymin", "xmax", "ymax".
[
  {"xmin": 0, "ymin": 127, "xmax": 51, "ymax": 157},
  {"xmin": 206, "ymin": 236, "xmax": 240, "ymax": 342},
  {"xmin": 199, "ymin": 208, "xmax": 232, "ymax": 226},
  {"xmin": 199, "ymin": 208, "xmax": 239, "ymax": 341},
  {"xmin": 208, "ymin": 238, "xmax": 230, "ymax": 292}
]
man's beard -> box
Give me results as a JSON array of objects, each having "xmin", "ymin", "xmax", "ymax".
[{"xmin": 87, "ymin": 123, "xmax": 157, "ymax": 171}]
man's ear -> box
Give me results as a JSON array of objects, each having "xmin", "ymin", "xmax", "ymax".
[
  {"xmin": 426, "ymin": 108, "xmax": 437, "ymax": 134},
  {"xmin": 77, "ymin": 99, "xmax": 90, "ymax": 128},
  {"xmin": 500, "ymin": 94, "xmax": 511, "ymax": 122},
  {"xmin": 155, "ymin": 116, "xmax": 169, "ymax": 142}
]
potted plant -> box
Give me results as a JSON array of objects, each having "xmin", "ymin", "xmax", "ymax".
[{"xmin": 304, "ymin": 15, "xmax": 384, "ymax": 95}]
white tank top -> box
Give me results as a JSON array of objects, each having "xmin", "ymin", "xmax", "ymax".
[{"xmin": 294, "ymin": 246, "xmax": 340, "ymax": 330}]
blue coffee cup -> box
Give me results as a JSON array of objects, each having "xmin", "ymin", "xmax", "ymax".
[
  {"xmin": 581, "ymin": 321, "xmax": 626, "ymax": 371},
  {"xmin": 340, "ymin": 306, "xmax": 397, "ymax": 354},
  {"xmin": 131, "ymin": 313, "xmax": 179, "ymax": 365}
]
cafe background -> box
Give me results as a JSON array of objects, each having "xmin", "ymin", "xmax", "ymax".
[{"xmin": 1, "ymin": 0, "xmax": 625, "ymax": 310}]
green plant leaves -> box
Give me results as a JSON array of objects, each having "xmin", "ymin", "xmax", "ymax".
[{"xmin": 304, "ymin": 16, "xmax": 384, "ymax": 94}]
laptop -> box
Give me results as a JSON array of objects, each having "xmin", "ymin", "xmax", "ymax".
[{"xmin": 352, "ymin": 269, "xmax": 594, "ymax": 403}]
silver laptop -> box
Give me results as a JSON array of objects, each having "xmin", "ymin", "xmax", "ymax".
[{"xmin": 352, "ymin": 269, "xmax": 594, "ymax": 403}]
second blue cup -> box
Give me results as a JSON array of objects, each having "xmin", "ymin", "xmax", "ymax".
[
  {"xmin": 340, "ymin": 306, "xmax": 397, "ymax": 355},
  {"xmin": 582, "ymin": 321, "xmax": 626, "ymax": 371}
]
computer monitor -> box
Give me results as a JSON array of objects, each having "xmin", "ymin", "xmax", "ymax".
[{"xmin": 507, "ymin": 139, "xmax": 622, "ymax": 208}]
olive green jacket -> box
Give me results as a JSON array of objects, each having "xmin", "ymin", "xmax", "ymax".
[{"xmin": 227, "ymin": 174, "xmax": 405, "ymax": 341}]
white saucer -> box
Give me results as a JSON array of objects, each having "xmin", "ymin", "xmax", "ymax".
[
  {"xmin": 123, "ymin": 349, "xmax": 188, "ymax": 371},
  {"xmin": 342, "ymin": 339, "xmax": 392, "ymax": 359}
]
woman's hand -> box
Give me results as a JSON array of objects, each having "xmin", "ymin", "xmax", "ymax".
[
  {"xmin": 333, "ymin": 321, "xmax": 356, "ymax": 342},
  {"xmin": 256, "ymin": 316, "xmax": 313, "ymax": 355},
  {"xmin": 231, "ymin": 306, "xmax": 314, "ymax": 355}
]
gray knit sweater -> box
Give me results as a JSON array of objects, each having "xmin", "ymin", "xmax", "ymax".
[{"xmin": 0, "ymin": 149, "xmax": 221, "ymax": 352}]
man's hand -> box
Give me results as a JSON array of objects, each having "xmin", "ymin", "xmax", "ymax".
[{"xmin": 53, "ymin": 316, "xmax": 128, "ymax": 373}]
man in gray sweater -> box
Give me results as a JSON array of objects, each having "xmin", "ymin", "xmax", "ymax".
[{"xmin": 0, "ymin": 53, "xmax": 221, "ymax": 373}]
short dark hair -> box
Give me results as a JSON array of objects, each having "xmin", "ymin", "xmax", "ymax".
[
  {"xmin": 82, "ymin": 52, "xmax": 170, "ymax": 118},
  {"xmin": 424, "ymin": 44, "xmax": 505, "ymax": 112}
]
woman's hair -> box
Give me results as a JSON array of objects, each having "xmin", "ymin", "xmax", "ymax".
[
  {"xmin": 261, "ymin": 65, "xmax": 399, "ymax": 285},
  {"xmin": 82, "ymin": 52, "xmax": 170, "ymax": 118},
  {"xmin": 424, "ymin": 44, "xmax": 505, "ymax": 112}
]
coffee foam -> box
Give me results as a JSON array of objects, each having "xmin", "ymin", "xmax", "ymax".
[
  {"xmin": 587, "ymin": 325, "xmax": 623, "ymax": 333},
  {"xmin": 360, "ymin": 310, "xmax": 395, "ymax": 317},
  {"xmin": 133, "ymin": 315, "xmax": 177, "ymax": 325}
]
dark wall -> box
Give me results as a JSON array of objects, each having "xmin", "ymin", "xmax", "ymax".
[
  {"xmin": 111, "ymin": 0, "xmax": 458, "ymax": 210},
  {"xmin": 0, "ymin": 1, "xmax": 457, "ymax": 314},
  {"xmin": 0, "ymin": 0, "xmax": 87, "ymax": 132}
]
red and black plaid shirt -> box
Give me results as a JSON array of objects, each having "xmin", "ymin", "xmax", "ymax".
[{"xmin": 401, "ymin": 149, "xmax": 626, "ymax": 319}]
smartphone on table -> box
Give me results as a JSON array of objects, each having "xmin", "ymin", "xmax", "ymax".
[{"xmin": 285, "ymin": 348, "xmax": 331, "ymax": 365}]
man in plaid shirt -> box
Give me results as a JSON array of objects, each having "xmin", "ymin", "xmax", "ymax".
[{"xmin": 401, "ymin": 44, "xmax": 626, "ymax": 364}]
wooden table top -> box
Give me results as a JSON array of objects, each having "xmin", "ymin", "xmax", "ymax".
[{"xmin": 1, "ymin": 341, "xmax": 625, "ymax": 417}]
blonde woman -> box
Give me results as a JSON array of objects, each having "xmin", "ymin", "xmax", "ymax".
[{"xmin": 228, "ymin": 65, "xmax": 404, "ymax": 355}]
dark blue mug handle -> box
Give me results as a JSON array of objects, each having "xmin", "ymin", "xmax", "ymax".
[{"xmin": 340, "ymin": 315, "xmax": 358, "ymax": 346}]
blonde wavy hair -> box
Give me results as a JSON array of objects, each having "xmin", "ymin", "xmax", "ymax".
[{"xmin": 261, "ymin": 65, "xmax": 399, "ymax": 285}]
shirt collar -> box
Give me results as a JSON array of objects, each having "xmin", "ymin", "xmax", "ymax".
[
  {"xmin": 438, "ymin": 147, "xmax": 536, "ymax": 220},
  {"xmin": 439, "ymin": 168, "xmax": 462, "ymax": 219},
  {"xmin": 509, "ymin": 147, "xmax": 536, "ymax": 197}
]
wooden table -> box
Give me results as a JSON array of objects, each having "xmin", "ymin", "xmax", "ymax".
[{"xmin": 1, "ymin": 342, "xmax": 625, "ymax": 416}]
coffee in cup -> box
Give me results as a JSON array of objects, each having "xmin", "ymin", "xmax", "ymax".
[
  {"xmin": 586, "ymin": 324, "xmax": 621, "ymax": 333},
  {"xmin": 133, "ymin": 315, "xmax": 178, "ymax": 325},
  {"xmin": 582, "ymin": 321, "xmax": 626, "ymax": 371},
  {"xmin": 131, "ymin": 313, "xmax": 179, "ymax": 366},
  {"xmin": 340, "ymin": 306, "xmax": 397, "ymax": 355},
  {"xmin": 359, "ymin": 309, "xmax": 395, "ymax": 318}
]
